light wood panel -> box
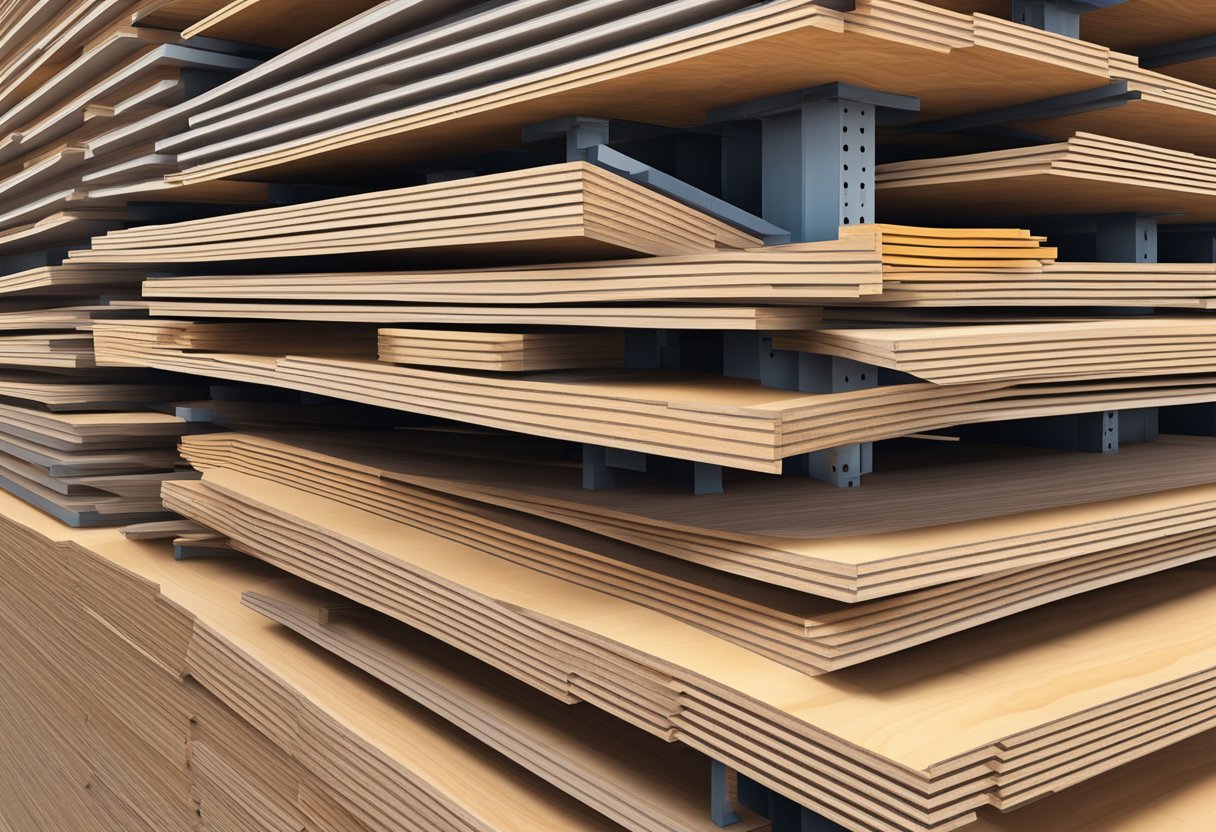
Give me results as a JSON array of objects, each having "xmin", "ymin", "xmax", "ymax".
[
  {"xmin": 181, "ymin": 429, "xmax": 1216, "ymax": 673},
  {"xmin": 775, "ymin": 317, "xmax": 1216, "ymax": 384},
  {"xmin": 70, "ymin": 162, "xmax": 760, "ymax": 265},
  {"xmin": 378, "ymin": 328, "xmax": 627, "ymax": 372},
  {"xmin": 878, "ymin": 132, "xmax": 1216, "ymax": 223},
  {"xmin": 162, "ymin": 466, "xmax": 1216, "ymax": 832}
]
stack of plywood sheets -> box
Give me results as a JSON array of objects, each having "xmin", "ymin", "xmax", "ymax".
[
  {"xmin": 378, "ymin": 328, "xmax": 627, "ymax": 373},
  {"xmin": 177, "ymin": 429, "xmax": 1216, "ymax": 673},
  {"xmin": 69, "ymin": 162, "xmax": 762, "ymax": 265},
  {"xmin": 872, "ymin": 261, "xmax": 1216, "ymax": 308},
  {"xmin": 0, "ymin": 1, "xmax": 265, "ymax": 255},
  {"xmin": 0, "ymin": 399, "xmax": 192, "ymax": 526},
  {"xmin": 159, "ymin": 463, "xmax": 1216, "ymax": 832},
  {"xmin": 0, "ymin": 481, "xmax": 754, "ymax": 832},
  {"xmin": 774, "ymin": 318, "xmax": 1216, "ymax": 384},
  {"xmin": 90, "ymin": 317, "xmax": 1216, "ymax": 472},
  {"xmin": 164, "ymin": 0, "xmax": 1139, "ymax": 185},
  {"xmin": 877, "ymin": 133, "xmax": 1216, "ymax": 223}
]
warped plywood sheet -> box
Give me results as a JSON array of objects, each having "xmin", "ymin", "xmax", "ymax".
[
  {"xmin": 180, "ymin": 429, "xmax": 1216, "ymax": 599},
  {"xmin": 94, "ymin": 317, "xmax": 1216, "ymax": 477},
  {"xmin": 183, "ymin": 429, "xmax": 1216, "ymax": 673},
  {"xmin": 378, "ymin": 328, "xmax": 627, "ymax": 372},
  {"xmin": 167, "ymin": 0, "xmax": 762, "ymax": 157},
  {"xmin": 164, "ymin": 467, "xmax": 1216, "ymax": 832},
  {"xmin": 774, "ymin": 317, "xmax": 1216, "ymax": 384},
  {"xmin": 130, "ymin": 299, "xmax": 827, "ymax": 329},
  {"xmin": 72, "ymin": 162, "xmax": 759, "ymax": 265},
  {"xmin": 878, "ymin": 132, "xmax": 1216, "ymax": 223},
  {"xmin": 139, "ymin": 237, "xmax": 887, "ymax": 304},
  {"xmin": 166, "ymin": 0, "xmax": 1120, "ymax": 183}
]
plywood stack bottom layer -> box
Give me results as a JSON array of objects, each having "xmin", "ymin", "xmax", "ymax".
[
  {"xmin": 0, "ymin": 484, "xmax": 770, "ymax": 832},
  {"xmin": 160, "ymin": 461, "xmax": 1216, "ymax": 832}
]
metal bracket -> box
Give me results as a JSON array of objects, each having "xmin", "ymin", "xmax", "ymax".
[
  {"xmin": 523, "ymin": 115, "xmax": 611, "ymax": 162},
  {"xmin": 586, "ymin": 144, "xmax": 790, "ymax": 244},
  {"xmin": 626, "ymin": 330, "xmax": 681, "ymax": 369},
  {"xmin": 710, "ymin": 83, "xmax": 920, "ymax": 243},
  {"xmin": 957, "ymin": 411, "xmax": 1120, "ymax": 453},
  {"xmin": 524, "ymin": 116, "xmax": 790, "ymax": 243},
  {"xmin": 1096, "ymin": 213, "xmax": 1157, "ymax": 263},
  {"xmin": 1013, "ymin": 0, "xmax": 1127, "ymax": 38}
]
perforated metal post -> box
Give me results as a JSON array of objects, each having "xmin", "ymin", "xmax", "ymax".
[
  {"xmin": 756, "ymin": 344, "xmax": 877, "ymax": 487},
  {"xmin": 709, "ymin": 84, "xmax": 919, "ymax": 243},
  {"xmin": 1096, "ymin": 213, "xmax": 1157, "ymax": 263},
  {"xmin": 711, "ymin": 761, "xmax": 742, "ymax": 827}
]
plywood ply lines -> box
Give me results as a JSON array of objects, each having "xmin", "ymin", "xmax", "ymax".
[
  {"xmin": 774, "ymin": 318, "xmax": 1216, "ymax": 384},
  {"xmin": 378, "ymin": 328, "xmax": 628, "ymax": 373},
  {"xmin": 161, "ymin": 466, "xmax": 1216, "ymax": 832},
  {"xmin": 69, "ymin": 163, "xmax": 762, "ymax": 265},
  {"xmin": 177, "ymin": 429, "xmax": 1216, "ymax": 673},
  {"xmin": 92, "ymin": 317, "xmax": 1216, "ymax": 477},
  {"xmin": 877, "ymin": 133, "xmax": 1216, "ymax": 223}
]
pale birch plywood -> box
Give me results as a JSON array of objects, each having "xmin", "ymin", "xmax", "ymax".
[
  {"xmin": 162, "ymin": 466, "xmax": 1216, "ymax": 832},
  {"xmin": 378, "ymin": 328, "xmax": 628, "ymax": 373},
  {"xmin": 180, "ymin": 429, "xmax": 1216, "ymax": 673},
  {"xmin": 877, "ymin": 133, "xmax": 1216, "ymax": 223},
  {"xmin": 69, "ymin": 162, "xmax": 761, "ymax": 266},
  {"xmin": 774, "ymin": 318, "xmax": 1216, "ymax": 385}
]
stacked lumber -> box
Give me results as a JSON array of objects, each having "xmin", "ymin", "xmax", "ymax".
[
  {"xmin": 378, "ymin": 328, "xmax": 627, "ymax": 372},
  {"xmin": 176, "ymin": 429, "xmax": 1216, "ymax": 671},
  {"xmin": 0, "ymin": 485, "xmax": 748, "ymax": 832},
  {"xmin": 774, "ymin": 317, "xmax": 1216, "ymax": 384},
  {"xmin": 157, "ymin": 462, "xmax": 1216, "ymax": 832},
  {"xmin": 877, "ymin": 133, "xmax": 1216, "ymax": 223},
  {"xmin": 163, "ymin": 0, "xmax": 1132, "ymax": 185},
  {"xmin": 2, "ymin": 1, "xmax": 1216, "ymax": 831},
  {"xmin": 89, "ymin": 316, "xmax": 1216, "ymax": 472},
  {"xmin": 69, "ymin": 162, "xmax": 762, "ymax": 264}
]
